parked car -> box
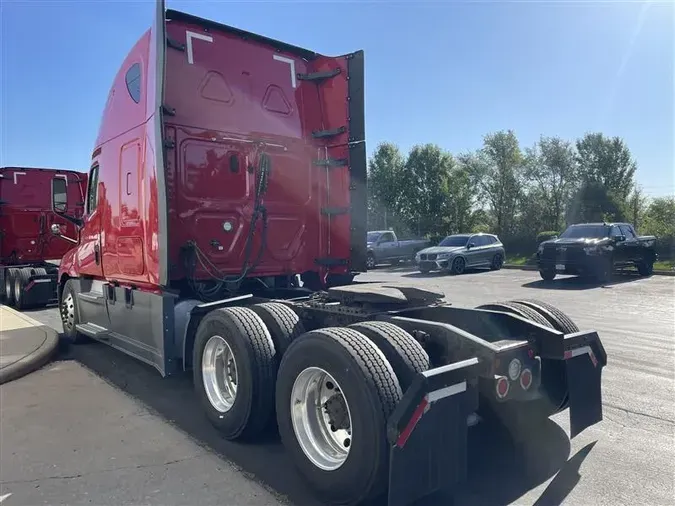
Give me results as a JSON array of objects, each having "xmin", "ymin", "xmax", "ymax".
[
  {"xmin": 536, "ymin": 222, "xmax": 657, "ymax": 282},
  {"xmin": 366, "ymin": 230, "xmax": 431, "ymax": 269},
  {"xmin": 416, "ymin": 233, "xmax": 505, "ymax": 274}
]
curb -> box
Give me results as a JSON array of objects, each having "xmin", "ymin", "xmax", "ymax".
[
  {"xmin": 0, "ymin": 306, "xmax": 60, "ymax": 385},
  {"xmin": 503, "ymin": 264, "xmax": 675, "ymax": 276}
]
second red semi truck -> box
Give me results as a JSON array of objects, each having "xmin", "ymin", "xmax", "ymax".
[
  {"xmin": 0, "ymin": 166, "xmax": 86, "ymax": 308},
  {"xmin": 49, "ymin": 2, "xmax": 608, "ymax": 505}
]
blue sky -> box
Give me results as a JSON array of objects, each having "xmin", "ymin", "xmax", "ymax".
[{"xmin": 1, "ymin": 0, "xmax": 673, "ymax": 197}]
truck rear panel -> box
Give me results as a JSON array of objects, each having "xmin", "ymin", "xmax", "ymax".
[{"xmin": 161, "ymin": 10, "xmax": 366, "ymax": 283}]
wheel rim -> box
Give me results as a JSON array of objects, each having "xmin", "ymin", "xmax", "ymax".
[
  {"xmin": 5, "ymin": 274, "xmax": 13, "ymax": 301},
  {"xmin": 61, "ymin": 292, "xmax": 76, "ymax": 331},
  {"xmin": 14, "ymin": 277, "xmax": 21, "ymax": 303},
  {"xmin": 367, "ymin": 255, "xmax": 375, "ymax": 269},
  {"xmin": 290, "ymin": 367, "xmax": 353, "ymax": 471},
  {"xmin": 495, "ymin": 255, "xmax": 503, "ymax": 268},
  {"xmin": 454, "ymin": 257, "xmax": 465, "ymax": 273},
  {"xmin": 202, "ymin": 335, "xmax": 238, "ymax": 413}
]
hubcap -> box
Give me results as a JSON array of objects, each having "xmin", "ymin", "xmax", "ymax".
[
  {"xmin": 290, "ymin": 367, "xmax": 353, "ymax": 471},
  {"xmin": 61, "ymin": 292, "xmax": 76, "ymax": 331},
  {"xmin": 367, "ymin": 256, "xmax": 375, "ymax": 269},
  {"xmin": 202, "ymin": 335, "xmax": 238, "ymax": 413}
]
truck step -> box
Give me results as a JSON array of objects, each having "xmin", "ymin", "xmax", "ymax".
[
  {"xmin": 75, "ymin": 323, "xmax": 110, "ymax": 339},
  {"xmin": 77, "ymin": 291, "xmax": 105, "ymax": 305}
]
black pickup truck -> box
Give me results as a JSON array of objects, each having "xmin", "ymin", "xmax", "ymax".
[{"xmin": 537, "ymin": 222, "xmax": 657, "ymax": 282}]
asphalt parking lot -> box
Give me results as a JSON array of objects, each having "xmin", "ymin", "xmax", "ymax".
[{"xmin": 2, "ymin": 267, "xmax": 674, "ymax": 505}]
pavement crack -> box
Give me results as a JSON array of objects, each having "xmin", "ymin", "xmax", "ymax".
[
  {"xmin": 0, "ymin": 454, "xmax": 205, "ymax": 485},
  {"xmin": 604, "ymin": 403, "xmax": 675, "ymax": 425}
]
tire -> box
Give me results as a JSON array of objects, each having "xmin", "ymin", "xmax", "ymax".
[
  {"xmin": 539, "ymin": 269, "xmax": 556, "ymax": 281},
  {"xmin": 13, "ymin": 268, "xmax": 33, "ymax": 310},
  {"xmin": 490, "ymin": 253, "xmax": 504, "ymax": 270},
  {"xmin": 60, "ymin": 279, "xmax": 88, "ymax": 344},
  {"xmin": 507, "ymin": 299, "xmax": 576, "ymax": 415},
  {"xmin": 476, "ymin": 301, "xmax": 553, "ymax": 328},
  {"xmin": 193, "ymin": 306, "xmax": 276, "ymax": 440},
  {"xmin": 636, "ymin": 259, "xmax": 654, "ymax": 277},
  {"xmin": 348, "ymin": 321, "xmax": 429, "ymax": 391},
  {"xmin": 366, "ymin": 253, "xmax": 376, "ymax": 270},
  {"xmin": 595, "ymin": 256, "xmax": 613, "ymax": 283},
  {"xmin": 451, "ymin": 256, "xmax": 466, "ymax": 275},
  {"xmin": 249, "ymin": 302, "xmax": 305, "ymax": 357},
  {"xmin": 276, "ymin": 327, "xmax": 402, "ymax": 505},
  {"xmin": 513, "ymin": 299, "xmax": 579, "ymax": 334},
  {"xmin": 4, "ymin": 268, "xmax": 19, "ymax": 306}
]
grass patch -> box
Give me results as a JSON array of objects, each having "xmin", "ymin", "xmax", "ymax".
[
  {"xmin": 505, "ymin": 255, "xmax": 531, "ymax": 266},
  {"xmin": 654, "ymin": 260, "xmax": 675, "ymax": 271}
]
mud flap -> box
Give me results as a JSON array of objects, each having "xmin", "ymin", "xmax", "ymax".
[
  {"xmin": 386, "ymin": 358, "xmax": 482, "ymax": 506},
  {"xmin": 565, "ymin": 340, "xmax": 606, "ymax": 438}
]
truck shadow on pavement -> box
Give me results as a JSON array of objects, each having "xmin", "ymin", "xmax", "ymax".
[
  {"xmin": 59, "ymin": 341, "xmax": 578, "ymax": 506},
  {"xmin": 522, "ymin": 271, "xmax": 647, "ymax": 291}
]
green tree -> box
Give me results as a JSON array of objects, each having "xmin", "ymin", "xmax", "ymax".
[
  {"xmin": 576, "ymin": 132, "xmax": 637, "ymax": 200},
  {"xmin": 642, "ymin": 196, "xmax": 675, "ymax": 238},
  {"xmin": 566, "ymin": 181, "xmax": 625, "ymax": 224},
  {"xmin": 524, "ymin": 136, "xmax": 579, "ymax": 231},
  {"xmin": 476, "ymin": 130, "xmax": 524, "ymax": 236},
  {"xmin": 625, "ymin": 184, "xmax": 649, "ymax": 231},
  {"xmin": 367, "ymin": 142, "xmax": 407, "ymax": 230},
  {"xmin": 403, "ymin": 144, "xmax": 453, "ymax": 236}
]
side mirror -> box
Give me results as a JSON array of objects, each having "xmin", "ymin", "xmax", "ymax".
[
  {"xmin": 50, "ymin": 222, "xmax": 78, "ymax": 244},
  {"xmin": 615, "ymin": 235, "xmax": 626, "ymax": 243},
  {"xmin": 551, "ymin": 235, "xmax": 558, "ymax": 240},
  {"xmin": 467, "ymin": 242, "xmax": 476, "ymax": 249}
]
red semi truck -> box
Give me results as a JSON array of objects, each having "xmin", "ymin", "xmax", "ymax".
[
  {"xmin": 49, "ymin": 2, "xmax": 608, "ymax": 505},
  {"xmin": 0, "ymin": 166, "xmax": 86, "ymax": 309}
]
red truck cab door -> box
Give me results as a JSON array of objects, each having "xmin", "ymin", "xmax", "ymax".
[{"xmin": 76, "ymin": 163, "xmax": 104, "ymax": 278}]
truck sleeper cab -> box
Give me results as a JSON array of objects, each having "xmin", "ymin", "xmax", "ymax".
[
  {"xmin": 0, "ymin": 166, "xmax": 86, "ymax": 309},
  {"xmin": 51, "ymin": 2, "xmax": 608, "ymax": 505}
]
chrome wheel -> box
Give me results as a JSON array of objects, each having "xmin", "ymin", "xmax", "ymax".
[
  {"xmin": 202, "ymin": 335, "xmax": 238, "ymax": 413},
  {"xmin": 14, "ymin": 276, "xmax": 22, "ymax": 303},
  {"xmin": 5, "ymin": 272, "xmax": 13, "ymax": 301},
  {"xmin": 61, "ymin": 292, "xmax": 76, "ymax": 331},
  {"xmin": 366, "ymin": 254, "xmax": 375, "ymax": 269},
  {"xmin": 291, "ymin": 367, "xmax": 353, "ymax": 471}
]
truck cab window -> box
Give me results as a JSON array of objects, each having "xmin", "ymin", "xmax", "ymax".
[
  {"xmin": 86, "ymin": 165, "xmax": 99, "ymax": 214},
  {"xmin": 620, "ymin": 225, "xmax": 636, "ymax": 239},
  {"xmin": 380, "ymin": 232, "xmax": 394, "ymax": 243},
  {"xmin": 52, "ymin": 178, "xmax": 68, "ymax": 212},
  {"xmin": 125, "ymin": 62, "xmax": 142, "ymax": 103},
  {"xmin": 610, "ymin": 225, "xmax": 623, "ymax": 238}
]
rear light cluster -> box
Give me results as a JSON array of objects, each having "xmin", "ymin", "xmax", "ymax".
[{"xmin": 494, "ymin": 358, "xmax": 533, "ymax": 399}]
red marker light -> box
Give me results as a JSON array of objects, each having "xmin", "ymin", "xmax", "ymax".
[
  {"xmin": 495, "ymin": 376, "xmax": 509, "ymax": 399},
  {"xmin": 520, "ymin": 369, "xmax": 533, "ymax": 390}
]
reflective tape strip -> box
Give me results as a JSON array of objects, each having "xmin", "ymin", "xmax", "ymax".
[
  {"xmin": 564, "ymin": 345, "xmax": 598, "ymax": 367},
  {"xmin": 396, "ymin": 381, "xmax": 468, "ymax": 448},
  {"xmin": 427, "ymin": 381, "xmax": 467, "ymax": 404}
]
